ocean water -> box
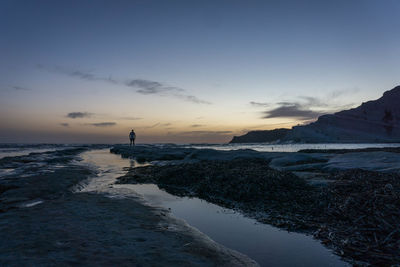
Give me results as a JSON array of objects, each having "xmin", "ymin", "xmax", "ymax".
[
  {"xmin": 185, "ymin": 142, "xmax": 400, "ymax": 152},
  {"xmin": 0, "ymin": 144, "xmax": 70, "ymax": 159},
  {"xmin": 0, "ymin": 144, "xmax": 106, "ymax": 179},
  {"xmin": 0, "ymin": 144, "xmax": 72, "ymax": 179}
]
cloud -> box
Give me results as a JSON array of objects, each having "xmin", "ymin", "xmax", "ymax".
[
  {"xmin": 263, "ymin": 103, "xmax": 326, "ymax": 120},
  {"xmin": 86, "ymin": 122, "xmax": 116, "ymax": 127},
  {"xmin": 329, "ymin": 87, "xmax": 360, "ymax": 98},
  {"xmin": 297, "ymin": 96, "xmax": 327, "ymax": 107},
  {"xmin": 39, "ymin": 65, "xmax": 210, "ymax": 104},
  {"xmin": 263, "ymin": 96, "xmax": 330, "ymax": 120},
  {"xmin": 67, "ymin": 112, "xmax": 92, "ymax": 119},
  {"xmin": 254, "ymin": 90, "xmax": 358, "ymax": 121},
  {"xmin": 174, "ymin": 94, "xmax": 211, "ymax": 104},
  {"xmin": 250, "ymin": 101, "xmax": 269, "ymax": 107},
  {"xmin": 68, "ymin": 70, "xmax": 97, "ymax": 81},
  {"xmin": 120, "ymin": 116, "xmax": 143, "ymax": 120},
  {"xmin": 12, "ymin": 86, "xmax": 31, "ymax": 91},
  {"xmin": 143, "ymin": 122, "xmax": 171, "ymax": 129},
  {"xmin": 60, "ymin": 123, "xmax": 69, "ymax": 127},
  {"xmin": 126, "ymin": 79, "xmax": 211, "ymax": 104},
  {"xmin": 251, "ymin": 97, "xmax": 327, "ymax": 120},
  {"xmin": 125, "ymin": 79, "xmax": 182, "ymax": 95},
  {"xmin": 190, "ymin": 124, "xmax": 203, "ymax": 128},
  {"xmin": 145, "ymin": 123, "xmax": 160, "ymax": 129},
  {"xmin": 44, "ymin": 66, "xmax": 118, "ymax": 84},
  {"xmin": 179, "ymin": 130, "xmax": 233, "ymax": 135}
]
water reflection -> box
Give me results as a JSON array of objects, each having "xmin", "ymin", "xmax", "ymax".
[
  {"xmin": 80, "ymin": 149, "xmax": 348, "ymax": 267},
  {"xmin": 117, "ymin": 184, "xmax": 348, "ymax": 267},
  {"xmin": 187, "ymin": 143, "xmax": 400, "ymax": 152}
]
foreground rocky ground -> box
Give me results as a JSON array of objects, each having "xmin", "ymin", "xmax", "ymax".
[
  {"xmin": 0, "ymin": 148, "xmax": 257, "ymax": 266},
  {"xmin": 113, "ymin": 145, "xmax": 400, "ymax": 266}
]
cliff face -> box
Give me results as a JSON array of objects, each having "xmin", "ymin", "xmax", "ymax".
[
  {"xmin": 230, "ymin": 128, "xmax": 290, "ymax": 143},
  {"xmin": 231, "ymin": 86, "xmax": 400, "ymax": 144},
  {"xmin": 284, "ymin": 86, "xmax": 400, "ymax": 143}
]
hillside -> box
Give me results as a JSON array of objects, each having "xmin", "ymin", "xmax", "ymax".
[
  {"xmin": 231, "ymin": 85, "xmax": 400, "ymax": 143},
  {"xmin": 230, "ymin": 129, "xmax": 290, "ymax": 143}
]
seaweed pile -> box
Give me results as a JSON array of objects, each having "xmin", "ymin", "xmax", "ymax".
[
  {"xmin": 117, "ymin": 159, "xmax": 400, "ymax": 265},
  {"xmin": 315, "ymin": 170, "xmax": 400, "ymax": 265},
  {"xmin": 117, "ymin": 159, "xmax": 320, "ymax": 226}
]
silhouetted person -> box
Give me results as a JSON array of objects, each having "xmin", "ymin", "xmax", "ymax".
[{"xmin": 129, "ymin": 129, "xmax": 136, "ymax": 146}]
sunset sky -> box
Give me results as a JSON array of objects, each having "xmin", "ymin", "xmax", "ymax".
[{"xmin": 1, "ymin": 0, "xmax": 400, "ymax": 143}]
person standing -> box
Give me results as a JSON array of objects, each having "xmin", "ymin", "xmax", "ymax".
[{"xmin": 129, "ymin": 129, "xmax": 136, "ymax": 146}]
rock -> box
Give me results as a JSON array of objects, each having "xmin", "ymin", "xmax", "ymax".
[
  {"xmin": 233, "ymin": 85, "xmax": 400, "ymax": 143},
  {"xmin": 285, "ymin": 85, "xmax": 400, "ymax": 143},
  {"xmin": 230, "ymin": 128, "xmax": 290, "ymax": 143}
]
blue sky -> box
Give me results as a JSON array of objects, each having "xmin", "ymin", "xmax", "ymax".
[{"xmin": 1, "ymin": 0, "xmax": 399, "ymax": 143}]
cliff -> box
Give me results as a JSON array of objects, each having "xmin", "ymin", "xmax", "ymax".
[
  {"xmin": 284, "ymin": 85, "xmax": 400, "ymax": 143},
  {"xmin": 230, "ymin": 128, "xmax": 290, "ymax": 143},
  {"xmin": 231, "ymin": 85, "xmax": 400, "ymax": 143}
]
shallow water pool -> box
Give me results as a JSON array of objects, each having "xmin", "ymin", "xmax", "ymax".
[{"xmin": 80, "ymin": 149, "xmax": 348, "ymax": 267}]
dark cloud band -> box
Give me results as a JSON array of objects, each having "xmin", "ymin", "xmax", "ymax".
[
  {"xmin": 67, "ymin": 112, "xmax": 92, "ymax": 119},
  {"xmin": 86, "ymin": 122, "xmax": 116, "ymax": 127},
  {"xmin": 40, "ymin": 65, "xmax": 210, "ymax": 104}
]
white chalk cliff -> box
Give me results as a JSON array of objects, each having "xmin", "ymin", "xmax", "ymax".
[{"xmin": 284, "ymin": 86, "xmax": 400, "ymax": 143}]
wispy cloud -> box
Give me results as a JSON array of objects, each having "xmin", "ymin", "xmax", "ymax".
[
  {"xmin": 60, "ymin": 123, "xmax": 69, "ymax": 127},
  {"xmin": 249, "ymin": 101, "xmax": 269, "ymax": 107},
  {"xmin": 144, "ymin": 123, "xmax": 160, "ymax": 129},
  {"xmin": 86, "ymin": 122, "xmax": 116, "ymax": 127},
  {"xmin": 120, "ymin": 116, "xmax": 143, "ymax": 120},
  {"xmin": 67, "ymin": 112, "xmax": 92, "ymax": 119},
  {"xmin": 329, "ymin": 87, "xmax": 360, "ymax": 98},
  {"xmin": 40, "ymin": 65, "xmax": 118, "ymax": 84},
  {"xmin": 179, "ymin": 130, "xmax": 232, "ymax": 135},
  {"xmin": 143, "ymin": 122, "xmax": 172, "ymax": 129},
  {"xmin": 12, "ymin": 86, "xmax": 31, "ymax": 91},
  {"xmin": 126, "ymin": 79, "xmax": 183, "ymax": 95},
  {"xmin": 40, "ymin": 65, "xmax": 210, "ymax": 104},
  {"xmin": 126, "ymin": 79, "xmax": 211, "ymax": 104},
  {"xmin": 174, "ymin": 94, "xmax": 211, "ymax": 104},
  {"xmin": 190, "ymin": 124, "xmax": 203, "ymax": 128}
]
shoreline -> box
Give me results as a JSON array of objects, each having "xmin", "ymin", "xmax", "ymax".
[
  {"xmin": 112, "ymin": 145, "xmax": 400, "ymax": 265},
  {"xmin": 0, "ymin": 147, "xmax": 257, "ymax": 266}
]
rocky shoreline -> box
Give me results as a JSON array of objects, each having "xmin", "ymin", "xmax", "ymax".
[
  {"xmin": 116, "ymin": 154, "xmax": 400, "ymax": 266},
  {"xmin": 0, "ymin": 147, "xmax": 258, "ymax": 266}
]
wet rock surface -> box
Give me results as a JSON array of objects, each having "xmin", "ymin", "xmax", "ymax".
[
  {"xmin": 0, "ymin": 147, "xmax": 257, "ymax": 266},
  {"xmin": 117, "ymin": 158, "xmax": 400, "ymax": 266}
]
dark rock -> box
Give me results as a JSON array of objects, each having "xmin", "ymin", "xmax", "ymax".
[
  {"xmin": 230, "ymin": 128, "xmax": 290, "ymax": 143},
  {"xmin": 118, "ymin": 161, "xmax": 400, "ymax": 265}
]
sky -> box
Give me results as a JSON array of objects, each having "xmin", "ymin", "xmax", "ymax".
[{"xmin": 1, "ymin": 0, "xmax": 400, "ymax": 144}]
